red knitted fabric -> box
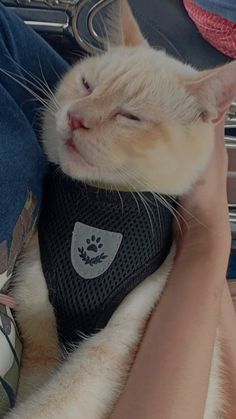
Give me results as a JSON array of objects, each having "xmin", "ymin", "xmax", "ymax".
[{"xmin": 183, "ymin": 0, "xmax": 236, "ymax": 58}]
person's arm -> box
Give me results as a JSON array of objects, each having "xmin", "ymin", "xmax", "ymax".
[
  {"xmin": 110, "ymin": 121, "xmax": 231, "ymax": 419},
  {"xmin": 219, "ymin": 282, "xmax": 236, "ymax": 418}
]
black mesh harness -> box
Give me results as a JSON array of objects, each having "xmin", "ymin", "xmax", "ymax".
[{"xmin": 38, "ymin": 166, "xmax": 173, "ymax": 348}]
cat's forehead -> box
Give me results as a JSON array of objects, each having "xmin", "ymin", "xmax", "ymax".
[
  {"xmin": 81, "ymin": 47, "xmax": 173, "ymax": 84},
  {"xmin": 59, "ymin": 46, "xmax": 197, "ymax": 120},
  {"xmin": 77, "ymin": 46, "xmax": 195, "ymax": 98}
]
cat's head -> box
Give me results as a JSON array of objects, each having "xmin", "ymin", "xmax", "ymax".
[{"xmin": 43, "ymin": 0, "xmax": 236, "ymax": 195}]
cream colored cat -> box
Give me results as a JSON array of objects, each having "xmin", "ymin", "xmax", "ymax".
[{"xmin": 5, "ymin": 1, "xmax": 236, "ymax": 418}]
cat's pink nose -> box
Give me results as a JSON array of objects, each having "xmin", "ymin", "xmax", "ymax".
[{"xmin": 67, "ymin": 111, "xmax": 88, "ymax": 131}]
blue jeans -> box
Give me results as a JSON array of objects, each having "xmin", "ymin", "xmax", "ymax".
[
  {"xmin": 0, "ymin": 3, "xmax": 69, "ymax": 286},
  {"xmin": 0, "ymin": 6, "xmax": 69, "ymax": 413}
]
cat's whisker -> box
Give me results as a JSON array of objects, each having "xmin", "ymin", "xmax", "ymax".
[
  {"xmin": 98, "ymin": 10, "xmax": 112, "ymax": 51},
  {"xmin": 3, "ymin": 56, "xmax": 60, "ymax": 109},
  {"xmin": 69, "ymin": 50, "xmax": 88, "ymax": 60},
  {"xmin": 5, "ymin": 53, "xmax": 48, "ymax": 86},
  {"xmin": 154, "ymin": 191, "xmax": 203, "ymax": 233},
  {"xmin": 117, "ymin": 168, "xmax": 155, "ymax": 234},
  {"xmin": 47, "ymin": 62, "xmax": 67, "ymax": 84},
  {"xmin": 22, "ymin": 97, "xmax": 56, "ymax": 119},
  {"xmin": 119, "ymin": 174, "xmax": 142, "ymax": 215},
  {"xmin": 137, "ymin": 192, "xmax": 155, "ymax": 235},
  {"xmin": 20, "ymin": 75, "xmax": 59, "ymax": 112},
  {"xmin": 116, "ymin": 170, "xmax": 141, "ymax": 214},
  {"xmin": 4, "ymin": 54, "xmax": 53, "ymax": 93},
  {"xmin": 141, "ymin": 191, "xmax": 174, "ymax": 236},
  {"xmin": 0, "ymin": 67, "xmax": 58, "ymax": 115},
  {"xmin": 114, "ymin": 184, "xmax": 124, "ymax": 213},
  {"xmin": 144, "ymin": 191, "xmax": 163, "ymax": 237},
  {"xmin": 126, "ymin": 168, "xmax": 184, "ymax": 220},
  {"xmin": 37, "ymin": 58, "xmax": 60, "ymax": 110},
  {"xmin": 164, "ymin": 194, "xmax": 207, "ymax": 230},
  {"xmin": 130, "ymin": 191, "xmax": 141, "ymax": 214},
  {"xmin": 152, "ymin": 192, "xmax": 184, "ymax": 235},
  {"xmin": 118, "ymin": 167, "xmax": 185, "ymax": 234},
  {"xmin": 76, "ymin": 330, "xmax": 91, "ymax": 341}
]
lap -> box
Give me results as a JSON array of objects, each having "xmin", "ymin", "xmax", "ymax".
[{"xmin": 0, "ymin": 4, "xmax": 68, "ymax": 414}]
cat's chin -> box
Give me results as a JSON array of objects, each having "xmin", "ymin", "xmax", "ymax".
[
  {"xmin": 58, "ymin": 138, "xmax": 96, "ymax": 180},
  {"xmin": 65, "ymin": 138, "xmax": 96, "ymax": 169},
  {"xmin": 59, "ymin": 158, "xmax": 134, "ymax": 191},
  {"xmin": 60, "ymin": 159, "xmax": 94, "ymax": 181}
]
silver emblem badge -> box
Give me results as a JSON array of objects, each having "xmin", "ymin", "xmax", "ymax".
[{"xmin": 71, "ymin": 222, "xmax": 123, "ymax": 279}]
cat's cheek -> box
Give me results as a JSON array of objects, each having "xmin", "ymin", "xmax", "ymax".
[{"xmin": 60, "ymin": 159, "xmax": 83, "ymax": 180}]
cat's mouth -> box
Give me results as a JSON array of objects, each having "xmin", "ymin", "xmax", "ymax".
[{"xmin": 65, "ymin": 138, "xmax": 95, "ymax": 170}]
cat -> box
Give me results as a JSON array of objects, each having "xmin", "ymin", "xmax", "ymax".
[{"xmin": 5, "ymin": 1, "xmax": 236, "ymax": 418}]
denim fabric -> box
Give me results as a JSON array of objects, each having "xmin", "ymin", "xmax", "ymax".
[
  {"xmin": 0, "ymin": 3, "xmax": 69, "ymax": 282},
  {"xmin": 193, "ymin": 0, "xmax": 236, "ymax": 22},
  {"xmin": 0, "ymin": 6, "xmax": 69, "ymax": 413}
]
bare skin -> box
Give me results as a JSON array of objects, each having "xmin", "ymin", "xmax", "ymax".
[
  {"xmin": 110, "ymin": 120, "xmax": 235, "ymax": 419},
  {"xmin": 220, "ymin": 284, "xmax": 236, "ymax": 418}
]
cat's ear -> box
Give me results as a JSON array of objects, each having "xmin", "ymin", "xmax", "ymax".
[
  {"xmin": 185, "ymin": 61, "xmax": 236, "ymax": 124},
  {"xmin": 105, "ymin": 0, "xmax": 147, "ymax": 47}
]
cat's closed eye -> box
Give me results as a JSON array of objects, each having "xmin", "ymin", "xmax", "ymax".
[
  {"xmin": 118, "ymin": 112, "xmax": 141, "ymax": 122},
  {"xmin": 82, "ymin": 76, "xmax": 92, "ymax": 94}
]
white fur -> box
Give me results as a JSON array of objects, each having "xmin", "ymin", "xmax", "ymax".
[
  {"xmin": 42, "ymin": 46, "xmax": 216, "ymax": 194},
  {"xmin": 10, "ymin": 236, "xmax": 61, "ymax": 402},
  {"xmin": 6, "ymin": 242, "xmax": 224, "ymax": 419},
  {"xmin": 205, "ymin": 339, "xmax": 226, "ymax": 419},
  {"xmin": 6, "ymin": 245, "xmax": 173, "ymax": 419},
  {"xmin": 6, "ymin": 0, "xmax": 236, "ymax": 416}
]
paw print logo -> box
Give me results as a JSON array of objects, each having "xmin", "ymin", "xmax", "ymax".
[
  {"xmin": 86, "ymin": 236, "xmax": 103, "ymax": 253},
  {"xmin": 78, "ymin": 234, "xmax": 107, "ymax": 267},
  {"xmin": 73, "ymin": 223, "xmax": 123, "ymax": 275}
]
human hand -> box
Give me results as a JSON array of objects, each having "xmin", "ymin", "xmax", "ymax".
[{"xmin": 175, "ymin": 120, "xmax": 231, "ymax": 253}]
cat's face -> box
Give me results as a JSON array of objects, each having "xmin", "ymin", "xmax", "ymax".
[{"xmin": 42, "ymin": 1, "xmax": 236, "ymax": 195}]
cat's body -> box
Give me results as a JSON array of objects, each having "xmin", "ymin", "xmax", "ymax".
[
  {"xmin": 7, "ymin": 238, "xmax": 224, "ymax": 419},
  {"xmin": 5, "ymin": 1, "xmax": 236, "ymax": 418}
]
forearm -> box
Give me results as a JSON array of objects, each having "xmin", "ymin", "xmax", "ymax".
[
  {"xmin": 110, "ymin": 232, "xmax": 230, "ymax": 419},
  {"xmin": 219, "ymin": 283, "xmax": 236, "ymax": 417}
]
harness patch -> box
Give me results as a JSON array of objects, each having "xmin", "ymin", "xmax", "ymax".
[{"xmin": 71, "ymin": 222, "xmax": 123, "ymax": 279}]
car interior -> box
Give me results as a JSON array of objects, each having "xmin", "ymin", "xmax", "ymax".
[{"xmin": 1, "ymin": 0, "xmax": 235, "ymax": 280}]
